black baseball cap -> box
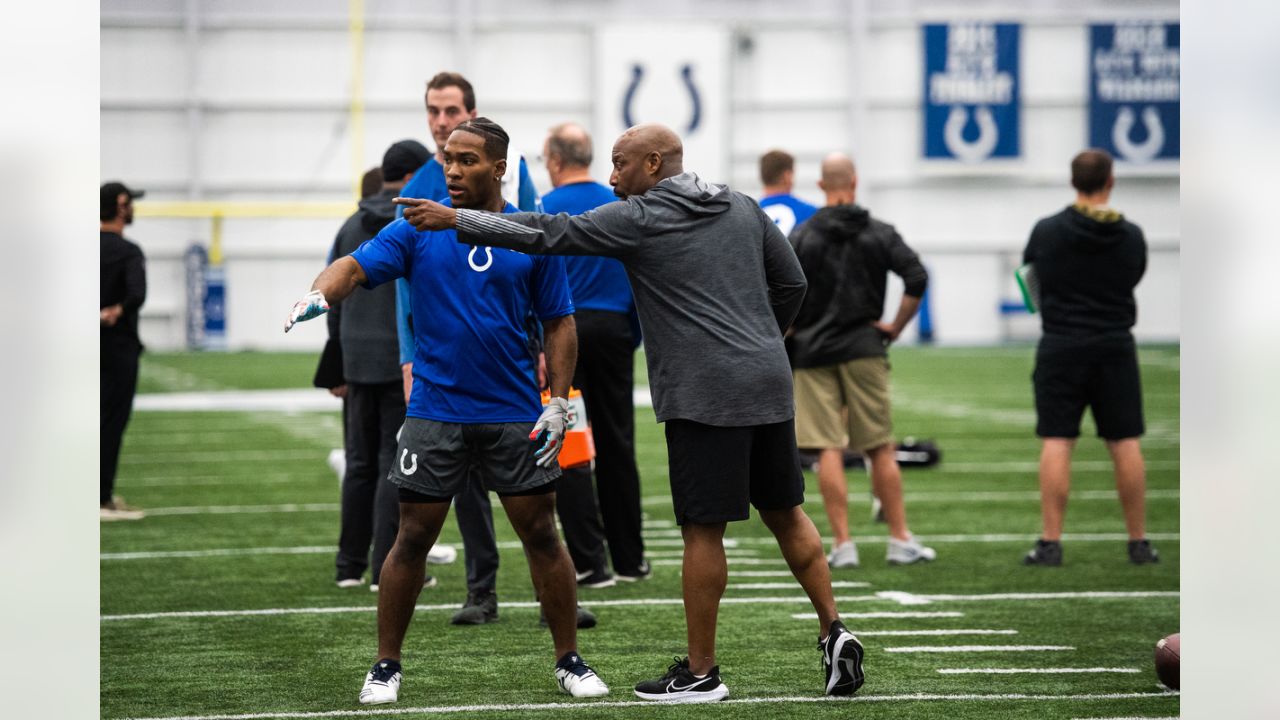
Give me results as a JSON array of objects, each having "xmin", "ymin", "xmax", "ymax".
[
  {"xmin": 101, "ymin": 181, "xmax": 145, "ymax": 220},
  {"xmin": 381, "ymin": 139, "xmax": 430, "ymax": 183}
]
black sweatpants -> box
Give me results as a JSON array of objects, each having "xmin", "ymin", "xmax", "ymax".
[
  {"xmin": 336, "ymin": 380, "xmax": 404, "ymax": 584},
  {"xmin": 101, "ymin": 341, "xmax": 140, "ymax": 505}
]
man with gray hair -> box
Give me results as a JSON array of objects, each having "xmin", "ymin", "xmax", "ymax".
[
  {"xmin": 540, "ymin": 122, "xmax": 648, "ymax": 588},
  {"xmin": 396, "ymin": 123, "xmax": 865, "ymax": 703}
]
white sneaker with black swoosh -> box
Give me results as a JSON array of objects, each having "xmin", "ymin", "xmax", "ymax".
[
  {"xmin": 819, "ymin": 620, "xmax": 865, "ymax": 695},
  {"xmin": 359, "ymin": 659, "xmax": 402, "ymax": 705},
  {"xmin": 633, "ymin": 657, "xmax": 728, "ymax": 703},
  {"xmin": 554, "ymin": 651, "xmax": 609, "ymax": 697}
]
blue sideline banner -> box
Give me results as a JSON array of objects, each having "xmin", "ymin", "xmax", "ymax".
[
  {"xmin": 923, "ymin": 22, "xmax": 1020, "ymax": 163},
  {"xmin": 1089, "ymin": 22, "xmax": 1180, "ymax": 162}
]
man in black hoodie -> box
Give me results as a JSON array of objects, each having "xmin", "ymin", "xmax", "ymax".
[
  {"xmin": 328, "ymin": 139, "xmax": 431, "ymax": 590},
  {"xmin": 788, "ymin": 153, "xmax": 935, "ymax": 568},
  {"xmin": 1022, "ymin": 149, "xmax": 1157, "ymax": 567}
]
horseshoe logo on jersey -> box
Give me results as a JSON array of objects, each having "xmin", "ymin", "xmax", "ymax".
[
  {"xmin": 468, "ymin": 246, "xmax": 493, "ymax": 272},
  {"xmin": 399, "ymin": 449, "xmax": 419, "ymax": 476}
]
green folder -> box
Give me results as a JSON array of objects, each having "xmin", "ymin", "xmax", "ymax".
[{"xmin": 1015, "ymin": 263, "xmax": 1040, "ymax": 314}]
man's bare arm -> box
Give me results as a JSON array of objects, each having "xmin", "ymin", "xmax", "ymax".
[
  {"xmin": 284, "ymin": 256, "xmax": 368, "ymax": 332},
  {"xmin": 541, "ymin": 314, "xmax": 577, "ymax": 400}
]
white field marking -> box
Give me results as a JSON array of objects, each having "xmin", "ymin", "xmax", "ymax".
[
  {"xmin": 144, "ymin": 503, "xmax": 339, "ymax": 517},
  {"xmin": 650, "ymin": 557, "xmax": 786, "ymax": 566},
  {"xmin": 876, "ymin": 591, "xmax": 934, "ymax": 606},
  {"xmin": 916, "ymin": 591, "xmax": 1179, "ymax": 602},
  {"xmin": 938, "ymin": 667, "xmax": 1139, "ymax": 674},
  {"xmin": 725, "ymin": 532, "xmax": 1179, "ymax": 546},
  {"xmin": 139, "ymin": 363, "xmax": 227, "ymax": 392},
  {"xmin": 119, "ymin": 475, "xmax": 304, "ymax": 488},
  {"xmin": 120, "ymin": 449, "xmax": 324, "ymax": 465},
  {"xmin": 729, "ymin": 581, "xmax": 869, "ymax": 590},
  {"xmin": 932, "ymin": 460, "xmax": 1179, "ymax": 473},
  {"xmin": 792, "ymin": 611, "xmax": 964, "ymax": 620},
  {"xmin": 641, "ymin": 519, "xmax": 673, "ymax": 528},
  {"xmin": 103, "ymin": 546, "xmax": 335, "ymax": 561},
  {"xmin": 644, "ymin": 547, "xmax": 754, "ymax": 558},
  {"xmin": 1069, "ymin": 716, "xmax": 1179, "ymax": 720},
  {"xmin": 114, "ymin": 691, "xmax": 1179, "ymax": 720},
  {"xmin": 893, "ymin": 392, "xmax": 1180, "ymax": 440},
  {"xmin": 135, "ymin": 389, "xmax": 342, "ymax": 413},
  {"xmin": 730, "ymin": 570, "xmax": 798, "ymax": 577},
  {"xmin": 854, "ymin": 629, "xmax": 1017, "ymax": 637},
  {"xmin": 101, "ymin": 595, "xmax": 881, "ymax": 622},
  {"xmin": 886, "ymin": 645, "xmax": 1074, "ymax": 653}
]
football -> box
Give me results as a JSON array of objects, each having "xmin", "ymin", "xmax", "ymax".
[{"xmin": 1154, "ymin": 633, "xmax": 1180, "ymax": 690}]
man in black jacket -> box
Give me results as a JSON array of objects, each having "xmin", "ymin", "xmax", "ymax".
[
  {"xmin": 101, "ymin": 181, "xmax": 147, "ymax": 521},
  {"xmin": 789, "ymin": 153, "xmax": 935, "ymax": 568},
  {"xmin": 1022, "ymin": 149, "xmax": 1157, "ymax": 567},
  {"xmin": 328, "ymin": 140, "xmax": 431, "ymax": 589}
]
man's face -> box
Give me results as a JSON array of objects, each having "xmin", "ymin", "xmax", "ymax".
[
  {"xmin": 608, "ymin": 137, "xmax": 653, "ymax": 199},
  {"xmin": 426, "ymin": 86, "xmax": 475, "ymax": 154},
  {"xmin": 442, "ymin": 131, "xmax": 503, "ymax": 210},
  {"xmin": 117, "ymin": 192, "xmax": 134, "ymax": 225}
]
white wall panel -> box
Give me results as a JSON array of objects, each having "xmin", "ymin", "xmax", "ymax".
[
  {"xmin": 735, "ymin": 30, "xmax": 849, "ymax": 104},
  {"xmin": 101, "ymin": 110, "xmax": 191, "ymax": 185},
  {"xmin": 101, "ymin": 29, "xmax": 189, "ymax": 101},
  {"xmin": 362, "ymin": 30, "xmax": 455, "ymax": 104},
  {"xmin": 200, "ymin": 30, "xmax": 350, "ymax": 102},
  {"xmin": 471, "ymin": 31, "xmax": 593, "ymax": 104},
  {"xmin": 200, "ymin": 112, "xmax": 351, "ymax": 186}
]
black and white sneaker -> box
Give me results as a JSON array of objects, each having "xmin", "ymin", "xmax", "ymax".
[
  {"xmin": 634, "ymin": 657, "xmax": 728, "ymax": 703},
  {"xmin": 615, "ymin": 561, "xmax": 652, "ymax": 583},
  {"xmin": 358, "ymin": 658, "xmax": 402, "ymax": 705},
  {"xmin": 1128, "ymin": 539, "xmax": 1160, "ymax": 565},
  {"xmin": 554, "ymin": 651, "xmax": 610, "ymax": 698},
  {"xmin": 819, "ymin": 620, "xmax": 865, "ymax": 696},
  {"xmin": 1024, "ymin": 539, "xmax": 1063, "ymax": 566}
]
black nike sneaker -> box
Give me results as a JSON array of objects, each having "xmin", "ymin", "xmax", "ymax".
[
  {"xmin": 633, "ymin": 656, "xmax": 728, "ymax": 703},
  {"xmin": 1024, "ymin": 539, "xmax": 1063, "ymax": 566},
  {"xmin": 819, "ymin": 619, "xmax": 865, "ymax": 695}
]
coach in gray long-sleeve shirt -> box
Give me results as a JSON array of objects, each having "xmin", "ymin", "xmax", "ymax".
[{"xmin": 397, "ymin": 122, "xmax": 867, "ymax": 702}]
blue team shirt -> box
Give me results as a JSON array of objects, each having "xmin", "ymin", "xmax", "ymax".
[
  {"xmin": 352, "ymin": 200, "xmax": 574, "ymax": 423},
  {"xmin": 394, "ymin": 156, "xmax": 541, "ymax": 364},
  {"xmin": 541, "ymin": 181, "xmax": 634, "ymax": 315},
  {"xmin": 759, "ymin": 193, "xmax": 817, "ymax": 237}
]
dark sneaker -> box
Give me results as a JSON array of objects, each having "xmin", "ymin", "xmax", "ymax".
[
  {"xmin": 576, "ymin": 568, "xmax": 618, "ymax": 589},
  {"xmin": 450, "ymin": 590, "xmax": 498, "ymax": 625},
  {"xmin": 358, "ymin": 658, "xmax": 402, "ymax": 705},
  {"xmin": 634, "ymin": 657, "xmax": 728, "ymax": 703},
  {"xmin": 1128, "ymin": 539, "xmax": 1160, "ymax": 565},
  {"xmin": 540, "ymin": 604, "xmax": 598, "ymax": 629},
  {"xmin": 615, "ymin": 561, "xmax": 652, "ymax": 583},
  {"xmin": 554, "ymin": 651, "xmax": 610, "ymax": 697},
  {"xmin": 819, "ymin": 620, "xmax": 865, "ymax": 695},
  {"xmin": 1024, "ymin": 539, "xmax": 1063, "ymax": 566}
]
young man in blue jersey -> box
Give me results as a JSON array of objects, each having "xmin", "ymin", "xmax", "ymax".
[
  {"xmin": 541, "ymin": 122, "xmax": 648, "ymax": 586},
  {"xmin": 285, "ymin": 119, "xmax": 609, "ymax": 704},
  {"xmin": 395, "ymin": 71, "xmax": 588, "ymax": 627},
  {"xmin": 396, "ymin": 123, "xmax": 865, "ymax": 703},
  {"xmin": 758, "ymin": 149, "xmax": 817, "ymax": 237}
]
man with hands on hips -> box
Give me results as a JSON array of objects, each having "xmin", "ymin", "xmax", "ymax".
[{"xmin": 285, "ymin": 117, "xmax": 608, "ymax": 705}]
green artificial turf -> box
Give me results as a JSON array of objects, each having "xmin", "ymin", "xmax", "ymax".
[{"xmin": 103, "ymin": 345, "xmax": 1179, "ymax": 719}]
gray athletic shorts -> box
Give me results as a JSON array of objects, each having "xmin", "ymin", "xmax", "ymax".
[{"xmin": 389, "ymin": 417, "xmax": 560, "ymax": 498}]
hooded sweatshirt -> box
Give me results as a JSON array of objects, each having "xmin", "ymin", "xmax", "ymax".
[
  {"xmin": 1022, "ymin": 204, "xmax": 1147, "ymax": 345},
  {"xmin": 454, "ymin": 172, "xmax": 808, "ymax": 427},
  {"xmin": 327, "ymin": 188, "xmax": 402, "ymax": 384},
  {"xmin": 788, "ymin": 205, "xmax": 928, "ymax": 369}
]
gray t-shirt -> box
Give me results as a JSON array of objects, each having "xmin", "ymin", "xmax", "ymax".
[{"xmin": 456, "ymin": 172, "xmax": 807, "ymax": 427}]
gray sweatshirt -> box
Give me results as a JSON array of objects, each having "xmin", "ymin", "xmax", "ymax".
[{"xmin": 456, "ymin": 172, "xmax": 807, "ymax": 427}]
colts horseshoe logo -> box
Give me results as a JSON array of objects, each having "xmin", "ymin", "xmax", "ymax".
[
  {"xmin": 622, "ymin": 63, "xmax": 702, "ymax": 134},
  {"xmin": 399, "ymin": 449, "xmax": 418, "ymax": 475},
  {"xmin": 943, "ymin": 105, "xmax": 999, "ymax": 163},
  {"xmin": 468, "ymin": 246, "xmax": 493, "ymax": 272},
  {"xmin": 1112, "ymin": 106, "xmax": 1165, "ymax": 162}
]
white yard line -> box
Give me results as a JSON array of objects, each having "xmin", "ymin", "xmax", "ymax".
[
  {"xmin": 101, "ymin": 595, "xmax": 880, "ymax": 622},
  {"xmin": 731, "ymin": 570, "xmax": 796, "ymax": 577},
  {"xmin": 116, "ymin": 691, "xmax": 1178, "ymax": 720},
  {"xmin": 854, "ymin": 629, "xmax": 1017, "ymax": 637},
  {"xmin": 120, "ymin": 450, "xmax": 325, "ymax": 465},
  {"xmin": 146, "ymin": 503, "xmax": 340, "ymax": 517},
  {"xmin": 886, "ymin": 645, "xmax": 1074, "ymax": 653},
  {"xmin": 917, "ymin": 591, "xmax": 1179, "ymax": 602},
  {"xmin": 792, "ymin": 612, "xmax": 965, "ymax": 620},
  {"xmin": 729, "ymin": 581, "xmax": 869, "ymax": 590},
  {"xmin": 726, "ymin": 532, "xmax": 1179, "ymax": 546},
  {"xmin": 650, "ymin": 557, "xmax": 785, "ymax": 566},
  {"xmin": 939, "ymin": 667, "xmax": 1139, "ymax": 674}
]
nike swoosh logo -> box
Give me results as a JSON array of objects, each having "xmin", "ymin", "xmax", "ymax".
[{"xmin": 668, "ymin": 677, "xmax": 712, "ymax": 692}]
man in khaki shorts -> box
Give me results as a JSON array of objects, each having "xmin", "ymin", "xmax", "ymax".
[{"xmin": 788, "ymin": 152, "xmax": 936, "ymax": 568}]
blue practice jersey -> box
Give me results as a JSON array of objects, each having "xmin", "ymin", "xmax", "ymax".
[
  {"xmin": 352, "ymin": 201, "xmax": 574, "ymax": 423},
  {"xmin": 394, "ymin": 156, "xmax": 541, "ymax": 364},
  {"xmin": 541, "ymin": 181, "xmax": 634, "ymax": 315},
  {"xmin": 759, "ymin": 193, "xmax": 817, "ymax": 237}
]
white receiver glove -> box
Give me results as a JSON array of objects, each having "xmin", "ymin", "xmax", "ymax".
[
  {"xmin": 530, "ymin": 397, "xmax": 570, "ymax": 468},
  {"xmin": 284, "ymin": 290, "xmax": 329, "ymax": 333}
]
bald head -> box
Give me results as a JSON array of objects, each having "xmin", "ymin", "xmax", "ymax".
[
  {"xmin": 818, "ymin": 152, "xmax": 857, "ymax": 206},
  {"xmin": 546, "ymin": 122, "xmax": 593, "ymax": 168},
  {"xmin": 609, "ymin": 123, "xmax": 685, "ymax": 199}
]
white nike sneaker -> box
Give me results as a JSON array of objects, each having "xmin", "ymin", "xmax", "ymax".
[
  {"xmin": 827, "ymin": 540, "xmax": 860, "ymax": 569},
  {"xmin": 359, "ymin": 659, "xmax": 401, "ymax": 705},
  {"xmin": 427, "ymin": 544, "xmax": 458, "ymax": 565},
  {"xmin": 555, "ymin": 651, "xmax": 610, "ymax": 698},
  {"xmin": 886, "ymin": 535, "xmax": 937, "ymax": 565}
]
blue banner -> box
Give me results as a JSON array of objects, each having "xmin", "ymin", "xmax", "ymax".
[
  {"xmin": 923, "ymin": 23, "xmax": 1020, "ymax": 162},
  {"xmin": 1089, "ymin": 22, "xmax": 1180, "ymax": 162}
]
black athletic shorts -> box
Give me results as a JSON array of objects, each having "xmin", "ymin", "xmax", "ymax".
[
  {"xmin": 664, "ymin": 418, "xmax": 806, "ymax": 525},
  {"xmin": 389, "ymin": 417, "xmax": 560, "ymax": 499},
  {"xmin": 1033, "ymin": 338, "xmax": 1145, "ymax": 440}
]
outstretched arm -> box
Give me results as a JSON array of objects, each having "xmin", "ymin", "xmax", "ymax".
[
  {"xmin": 395, "ymin": 197, "xmax": 640, "ymax": 257},
  {"xmin": 284, "ymin": 256, "xmax": 368, "ymax": 332}
]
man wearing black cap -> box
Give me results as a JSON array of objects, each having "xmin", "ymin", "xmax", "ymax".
[
  {"xmin": 101, "ymin": 181, "xmax": 147, "ymax": 521},
  {"xmin": 327, "ymin": 139, "xmax": 433, "ymax": 590}
]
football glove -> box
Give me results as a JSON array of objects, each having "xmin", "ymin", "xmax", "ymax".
[
  {"xmin": 530, "ymin": 396, "xmax": 570, "ymax": 468},
  {"xmin": 284, "ymin": 290, "xmax": 329, "ymax": 333}
]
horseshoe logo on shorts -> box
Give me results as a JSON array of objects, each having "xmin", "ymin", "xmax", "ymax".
[
  {"xmin": 399, "ymin": 449, "xmax": 419, "ymax": 475},
  {"xmin": 468, "ymin": 246, "xmax": 493, "ymax": 272}
]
